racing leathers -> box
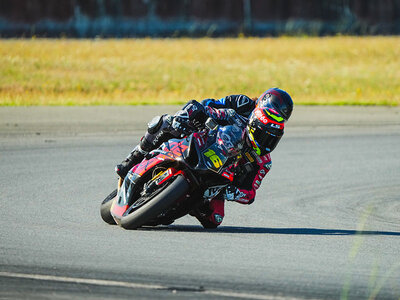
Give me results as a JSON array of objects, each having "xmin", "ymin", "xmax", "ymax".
[
  {"xmin": 192, "ymin": 95, "xmax": 271, "ymax": 228},
  {"xmin": 201, "ymin": 94, "xmax": 255, "ymax": 118},
  {"xmin": 116, "ymin": 94, "xmax": 255, "ymax": 177},
  {"xmin": 116, "ymin": 94, "xmax": 270, "ymax": 228}
]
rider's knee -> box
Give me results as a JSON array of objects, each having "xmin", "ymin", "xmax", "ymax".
[
  {"xmin": 204, "ymin": 198, "xmax": 225, "ymax": 228},
  {"xmin": 141, "ymin": 114, "xmax": 173, "ymax": 151},
  {"xmin": 147, "ymin": 115, "xmax": 165, "ymax": 134},
  {"xmin": 199, "ymin": 213, "xmax": 223, "ymax": 229},
  {"xmin": 210, "ymin": 213, "xmax": 224, "ymax": 226}
]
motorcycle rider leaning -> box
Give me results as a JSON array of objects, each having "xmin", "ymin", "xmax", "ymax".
[{"xmin": 115, "ymin": 88, "xmax": 293, "ymax": 228}]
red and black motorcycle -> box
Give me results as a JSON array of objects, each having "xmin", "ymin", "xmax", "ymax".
[{"xmin": 100, "ymin": 120, "xmax": 245, "ymax": 229}]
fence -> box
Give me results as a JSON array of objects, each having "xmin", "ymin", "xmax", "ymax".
[{"xmin": 1, "ymin": 0, "xmax": 399, "ymax": 37}]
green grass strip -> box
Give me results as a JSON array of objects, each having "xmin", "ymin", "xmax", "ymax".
[{"xmin": 1, "ymin": 37, "xmax": 399, "ymax": 106}]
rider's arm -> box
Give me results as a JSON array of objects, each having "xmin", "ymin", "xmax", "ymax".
[
  {"xmin": 225, "ymin": 153, "xmax": 272, "ymax": 204},
  {"xmin": 176, "ymin": 99, "xmax": 247, "ymax": 129},
  {"xmin": 201, "ymin": 94, "xmax": 255, "ymax": 118}
]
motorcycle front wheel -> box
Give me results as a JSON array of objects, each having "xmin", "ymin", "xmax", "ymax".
[
  {"xmin": 120, "ymin": 175, "xmax": 189, "ymax": 230},
  {"xmin": 100, "ymin": 189, "xmax": 118, "ymax": 225}
]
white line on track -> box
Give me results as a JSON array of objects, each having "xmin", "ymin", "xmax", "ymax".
[
  {"xmin": 0, "ymin": 271, "xmax": 164, "ymax": 290},
  {"xmin": 0, "ymin": 271, "xmax": 313, "ymax": 300}
]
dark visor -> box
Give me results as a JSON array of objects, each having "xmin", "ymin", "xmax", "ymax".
[{"xmin": 252, "ymin": 126, "xmax": 282, "ymax": 153}]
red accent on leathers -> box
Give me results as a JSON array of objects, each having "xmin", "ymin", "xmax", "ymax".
[
  {"xmin": 210, "ymin": 152, "xmax": 271, "ymax": 208},
  {"xmin": 202, "ymin": 152, "xmax": 271, "ymax": 227},
  {"xmin": 196, "ymin": 95, "xmax": 272, "ymax": 227},
  {"xmin": 233, "ymin": 153, "xmax": 271, "ymax": 204}
]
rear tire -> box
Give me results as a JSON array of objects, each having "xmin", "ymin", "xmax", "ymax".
[
  {"xmin": 120, "ymin": 175, "xmax": 189, "ymax": 229},
  {"xmin": 100, "ymin": 189, "xmax": 117, "ymax": 225}
]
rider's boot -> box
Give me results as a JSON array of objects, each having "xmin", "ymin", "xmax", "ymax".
[
  {"xmin": 115, "ymin": 133, "xmax": 156, "ymax": 179},
  {"xmin": 115, "ymin": 115, "xmax": 174, "ymax": 179},
  {"xmin": 192, "ymin": 198, "xmax": 225, "ymax": 229},
  {"xmin": 115, "ymin": 145, "xmax": 148, "ymax": 178}
]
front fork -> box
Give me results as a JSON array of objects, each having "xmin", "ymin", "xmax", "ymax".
[{"xmin": 118, "ymin": 177, "xmax": 123, "ymax": 190}]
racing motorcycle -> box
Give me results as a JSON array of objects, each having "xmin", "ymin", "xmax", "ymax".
[{"xmin": 100, "ymin": 119, "xmax": 245, "ymax": 229}]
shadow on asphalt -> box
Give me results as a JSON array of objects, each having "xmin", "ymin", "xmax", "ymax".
[{"xmin": 140, "ymin": 225, "xmax": 400, "ymax": 236}]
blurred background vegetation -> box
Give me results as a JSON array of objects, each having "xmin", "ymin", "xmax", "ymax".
[
  {"xmin": 1, "ymin": 0, "xmax": 399, "ymax": 37},
  {"xmin": 1, "ymin": 37, "xmax": 399, "ymax": 106},
  {"xmin": 0, "ymin": 1, "xmax": 399, "ymax": 106}
]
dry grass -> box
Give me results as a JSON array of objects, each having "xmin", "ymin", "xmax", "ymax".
[{"xmin": 0, "ymin": 37, "xmax": 399, "ymax": 106}]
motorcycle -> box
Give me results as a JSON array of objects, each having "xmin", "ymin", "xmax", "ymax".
[{"xmin": 100, "ymin": 119, "xmax": 245, "ymax": 229}]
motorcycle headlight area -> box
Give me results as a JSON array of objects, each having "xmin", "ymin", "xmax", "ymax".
[{"xmin": 216, "ymin": 125, "xmax": 245, "ymax": 157}]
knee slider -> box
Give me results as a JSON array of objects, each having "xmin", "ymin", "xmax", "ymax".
[{"xmin": 211, "ymin": 213, "xmax": 224, "ymax": 225}]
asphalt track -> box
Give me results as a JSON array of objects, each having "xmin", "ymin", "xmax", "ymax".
[{"xmin": 1, "ymin": 106, "xmax": 400, "ymax": 300}]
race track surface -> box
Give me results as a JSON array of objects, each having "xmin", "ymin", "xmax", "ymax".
[{"xmin": 1, "ymin": 106, "xmax": 400, "ymax": 299}]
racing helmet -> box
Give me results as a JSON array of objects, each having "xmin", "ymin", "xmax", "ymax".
[
  {"xmin": 256, "ymin": 88, "xmax": 293, "ymax": 121},
  {"xmin": 246, "ymin": 107, "xmax": 284, "ymax": 156}
]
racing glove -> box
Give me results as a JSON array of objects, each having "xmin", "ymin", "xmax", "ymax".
[
  {"xmin": 224, "ymin": 184, "xmax": 240, "ymax": 201},
  {"xmin": 171, "ymin": 116, "xmax": 193, "ymax": 136},
  {"xmin": 184, "ymin": 100, "xmax": 208, "ymax": 130}
]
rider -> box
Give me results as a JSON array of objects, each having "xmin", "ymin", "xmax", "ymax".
[
  {"xmin": 115, "ymin": 94, "xmax": 257, "ymax": 179},
  {"xmin": 115, "ymin": 88, "xmax": 293, "ymax": 228}
]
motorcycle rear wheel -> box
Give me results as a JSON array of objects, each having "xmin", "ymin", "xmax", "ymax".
[
  {"xmin": 120, "ymin": 175, "xmax": 189, "ymax": 230},
  {"xmin": 100, "ymin": 189, "xmax": 118, "ymax": 225}
]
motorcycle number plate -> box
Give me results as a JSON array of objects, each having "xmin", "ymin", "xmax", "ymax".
[{"xmin": 202, "ymin": 145, "xmax": 227, "ymax": 173}]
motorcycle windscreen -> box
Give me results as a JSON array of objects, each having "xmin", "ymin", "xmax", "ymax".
[{"xmin": 215, "ymin": 125, "xmax": 245, "ymax": 157}]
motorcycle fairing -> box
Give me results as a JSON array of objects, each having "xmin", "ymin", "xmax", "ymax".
[
  {"xmin": 132, "ymin": 138, "xmax": 190, "ymax": 177},
  {"xmin": 111, "ymin": 174, "xmax": 138, "ymax": 221},
  {"xmin": 123, "ymin": 167, "xmax": 187, "ymax": 217},
  {"xmin": 193, "ymin": 129, "xmax": 233, "ymax": 175},
  {"xmin": 201, "ymin": 144, "xmax": 228, "ymax": 173},
  {"xmin": 110, "ymin": 126, "xmax": 240, "ymax": 224},
  {"xmin": 111, "ymin": 138, "xmax": 191, "ymax": 220}
]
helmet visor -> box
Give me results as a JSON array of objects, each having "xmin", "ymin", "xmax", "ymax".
[{"xmin": 248, "ymin": 126, "xmax": 282, "ymax": 155}]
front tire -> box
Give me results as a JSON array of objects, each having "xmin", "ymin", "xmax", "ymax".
[
  {"xmin": 100, "ymin": 189, "xmax": 117, "ymax": 225},
  {"xmin": 120, "ymin": 175, "xmax": 189, "ymax": 229}
]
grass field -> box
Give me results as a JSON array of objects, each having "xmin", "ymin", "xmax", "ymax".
[{"xmin": 0, "ymin": 37, "xmax": 399, "ymax": 106}]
